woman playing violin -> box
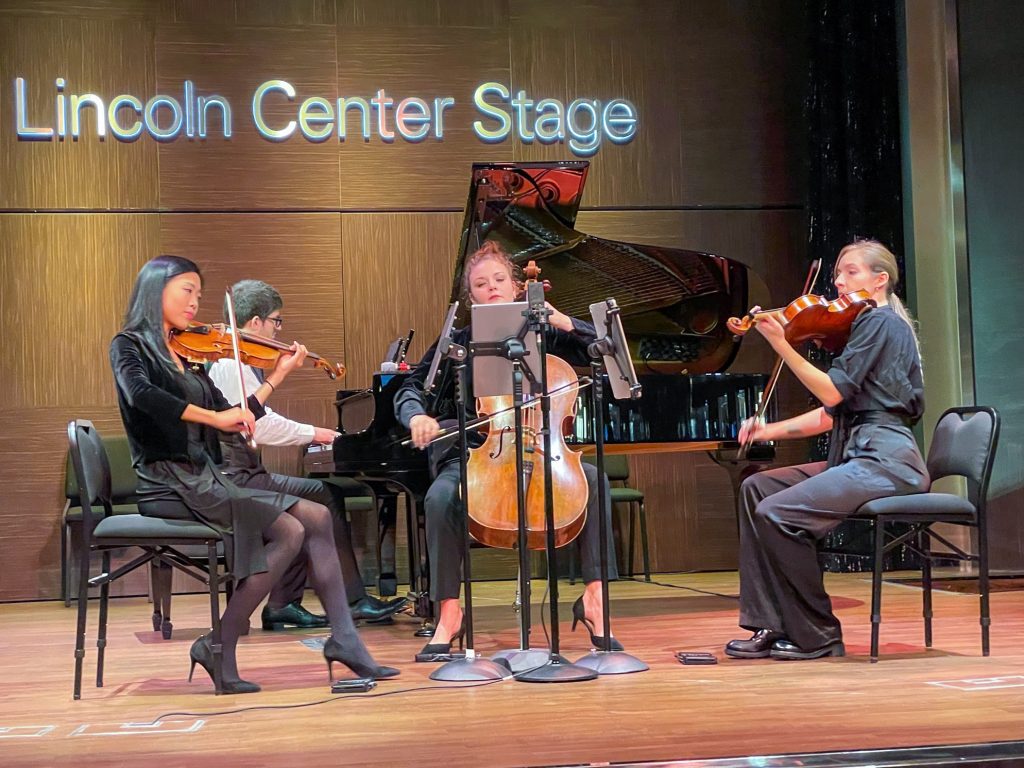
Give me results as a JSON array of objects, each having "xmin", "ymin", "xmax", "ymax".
[
  {"xmin": 725, "ymin": 239, "xmax": 928, "ymax": 661},
  {"xmin": 110, "ymin": 255, "xmax": 398, "ymax": 692},
  {"xmin": 394, "ymin": 241, "xmax": 621, "ymax": 658}
]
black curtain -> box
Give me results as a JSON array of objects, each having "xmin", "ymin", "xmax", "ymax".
[{"xmin": 803, "ymin": 0, "xmax": 915, "ymax": 570}]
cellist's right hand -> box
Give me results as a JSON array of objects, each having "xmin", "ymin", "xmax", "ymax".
[{"xmin": 409, "ymin": 414, "xmax": 440, "ymax": 449}]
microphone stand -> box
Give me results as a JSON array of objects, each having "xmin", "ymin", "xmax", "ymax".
[
  {"xmin": 429, "ymin": 333, "xmax": 511, "ymax": 682},
  {"xmin": 574, "ymin": 307, "xmax": 648, "ymax": 675},
  {"xmin": 515, "ymin": 281, "xmax": 596, "ymax": 683}
]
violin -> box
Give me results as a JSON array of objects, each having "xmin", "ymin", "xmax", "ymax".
[
  {"xmin": 169, "ymin": 323, "xmax": 346, "ymax": 380},
  {"xmin": 727, "ymin": 289, "xmax": 876, "ymax": 354},
  {"xmin": 465, "ymin": 261, "xmax": 590, "ymax": 550}
]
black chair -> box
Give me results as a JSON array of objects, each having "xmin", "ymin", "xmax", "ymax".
[
  {"xmin": 68, "ymin": 419, "xmax": 228, "ymax": 698},
  {"xmin": 851, "ymin": 406, "xmax": 1000, "ymax": 662},
  {"xmin": 61, "ymin": 434, "xmax": 140, "ymax": 607}
]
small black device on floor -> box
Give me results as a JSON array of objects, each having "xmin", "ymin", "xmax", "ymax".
[
  {"xmin": 676, "ymin": 651, "xmax": 718, "ymax": 665},
  {"xmin": 331, "ymin": 678, "xmax": 377, "ymax": 693}
]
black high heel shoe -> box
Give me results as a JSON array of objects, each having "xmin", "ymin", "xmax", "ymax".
[
  {"xmin": 323, "ymin": 636, "xmax": 400, "ymax": 681},
  {"xmin": 415, "ymin": 619, "xmax": 466, "ymax": 662},
  {"xmin": 572, "ymin": 596, "xmax": 624, "ymax": 652},
  {"xmin": 188, "ymin": 633, "xmax": 261, "ymax": 694}
]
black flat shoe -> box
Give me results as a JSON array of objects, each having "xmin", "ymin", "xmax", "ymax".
[
  {"xmin": 724, "ymin": 629, "xmax": 787, "ymax": 659},
  {"xmin": 350, "ymin": 595, "xmax": 409, "ymax": 624},
  {"xmin": 769, "ymin": 638, "xmax": 845, "ymax": 660},
  {"xmin": 323, "ymin": 636, "xmax": 400, "ymax": 681},
  {"xmin": 571, "ymin": 596, "xmax": 624, "ymax": 652},
  {"xmin": 188, "ymin": 633, "xmax": 261, "ymax": 694},
  {"xmin": 261, "ymin": 601, "xmax": 329, "ymax": 631}
]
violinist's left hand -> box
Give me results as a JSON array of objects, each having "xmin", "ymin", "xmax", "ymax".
[
  {"xmin": 546, "ymin": 302, "xmax": 573, "ymax": 332},
  {"xmin": 753, "ymin": 313, "xmax": 787, "ymax": 351},
  {"xmin": 272, "ymin": 342, "xmax": 308, "ymax": 379}
]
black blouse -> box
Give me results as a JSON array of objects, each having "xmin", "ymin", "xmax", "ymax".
[
  {"xmin": 824, "ymin": 304, "xmax": 924, "ymax": 464},
  {"xmin": 110, "ymin": 332, "xmax": 265, "ymax": 468}
]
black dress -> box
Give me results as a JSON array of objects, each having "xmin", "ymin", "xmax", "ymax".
[{"xmin": 110, "ymin": 333, "xmax": 300, "ymax": 580}]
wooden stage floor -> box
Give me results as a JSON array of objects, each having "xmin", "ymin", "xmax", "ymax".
[{"xmin": 3, "ymin": 571, "xmax": 1024, "ymax": 767}]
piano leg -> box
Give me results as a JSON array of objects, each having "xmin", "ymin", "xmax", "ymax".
[
  {"xmin": 708, "ymin": 448, "xmax": 774, "ymax": 532},
  {"xmin": 396, "ymin": 486, "xmax": 435, "ymax": 636},
  {"xmin": 376, "ymin": 494, "xmax": 398, "ymax": 597}
]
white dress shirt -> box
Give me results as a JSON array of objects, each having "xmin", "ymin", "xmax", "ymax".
[{"xmin": 208, "ymin": 358, "xmax": 316, "ymax": 446}]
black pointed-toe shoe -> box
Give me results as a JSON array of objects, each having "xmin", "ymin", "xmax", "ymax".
[
  {"xmin": 724, "ymin": 629, "xmax": 787, "ymax": 659},
  {"xmin": 350, "ymin": 594, "xmax": 409, "ymax": 624},
  {"xmin": 769, "ymin": 638, "xmax": 845, "ymax": 660},
  {"xmin": 261, "ymin": 601, "xmax": 329, "ymax": 631}
]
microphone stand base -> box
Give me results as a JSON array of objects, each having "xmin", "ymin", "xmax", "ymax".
[
  {"xmin": 430, "ymin": 653, "xmax": 512, "ymax": 682},
  {"xmin": 574, "ymin": 649, "xmax": 649, "ymax": 675},
  {"xmin": 516, "ymin": 655, "xmax": 599, "ymax": 683},
  {"xmin": 489, "ymin": 647, "xmax": 553, "ymax": 674}
]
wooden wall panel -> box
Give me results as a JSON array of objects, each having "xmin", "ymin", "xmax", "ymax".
[
  {"xmin": 0, "ymin": 214, "xmax": 160, "ymax": 409},
  {"xmin": 158, "ymin": 213, "xmax": 344, "ymax": 400},
  {"xmin": 340, "ymin": 212, "xmax": 461, "ymax": 388},
  {"xmin": 336, "ymin": 25, "xmax": 512, "ymax": 209},
  {"xmin": 1, "ymin": 0, "xmax": 814, "ymax": 598},
  {"xmin": 511, "ymin": 0, "xmax": 806, "ymax": 208},
  {"xmin": 0, "ymin": 14, "xmax": 159, "ymax": 209},
  {"xmin": 0, "ymin": 406, "xmax": 126, "ymax": 601},
  {"xmin": 155, "ymin": 23, "xmax": 341, "ymax": 210}
]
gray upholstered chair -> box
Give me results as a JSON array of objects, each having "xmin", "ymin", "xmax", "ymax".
[
  {"xmin": 578, "ymin": 453, "xmax": 650, "ymax": 581},
  {"xmin": 68, "ymin": 420, "xmax": 228, "ymax": 698},
  {"xmin": 850, "ymin": 406, "xmax": 1000, "ymax": 661}
]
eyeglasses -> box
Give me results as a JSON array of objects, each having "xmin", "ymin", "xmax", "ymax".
[{"xmin": 265, "ymin": 316, "xmax": 283, "ymax": 329}]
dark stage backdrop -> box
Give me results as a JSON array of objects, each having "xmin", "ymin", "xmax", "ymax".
[{"xmin": 0, "ymin": 0, "xmax": 811, "ymax": 601}]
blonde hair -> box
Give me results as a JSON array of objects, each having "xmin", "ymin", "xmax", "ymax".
[
  {"xmin": 835, "ymin": 238, "xmax": 921, "ymax": 352},
  {"xmin": 461, "ymin": 241, "xmax": 521, "ymax": 304}
]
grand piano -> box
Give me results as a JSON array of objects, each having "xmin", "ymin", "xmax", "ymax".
[{"xmin": 305, "ymin": 160, "xmax": 776, "ymax": 619}]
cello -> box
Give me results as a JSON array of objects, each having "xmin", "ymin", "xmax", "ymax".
[{"xmin": 464, "ymin": 262, "xmax": 590, "ymax": 550}]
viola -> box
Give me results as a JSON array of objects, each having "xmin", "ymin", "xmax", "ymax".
[
  {"xmin": 464, "ymin": 261, "xmax": 590, "ymax": 550},
  {"xmin": 727, "ymin": 289, "xmax": 875, "ymax": 354},
  {"xmin": 169, "ymin": 323, "xmax": 346, "ymax": 380}
]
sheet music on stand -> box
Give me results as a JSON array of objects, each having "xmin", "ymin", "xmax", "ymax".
[{"xmin": 589, "ymin": 298, "xmax": 642, "ymax": 401}]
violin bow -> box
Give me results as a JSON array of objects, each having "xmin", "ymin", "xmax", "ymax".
[
  {"xmin": 224, "ymin": 287, "xmax": 257, "ymax": 449},
  {"xmin": 737, "ymin": 258, "xmax": 821, "ymax": 460}
]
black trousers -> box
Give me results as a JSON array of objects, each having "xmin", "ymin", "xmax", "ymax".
[
  {"xmin": 738, "ymin": 428, "xmax": 929, "ymax": 649},
  {"xmin": 226, "ymin": 470, "xmax": 367, "ymax": 606},
  {"xmin": 424, "ymin": 461, "xmax": 618, "ymax": 602}
]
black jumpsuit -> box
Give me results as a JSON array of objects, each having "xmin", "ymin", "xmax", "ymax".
[{"xmin": 737, "ymin": 304, "xmax": 929, "ymax": 650}]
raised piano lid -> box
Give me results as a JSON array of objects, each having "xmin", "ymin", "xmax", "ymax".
[{"xmin": 449, "ymin": 161, "xmax": 759, "ymax": 375}]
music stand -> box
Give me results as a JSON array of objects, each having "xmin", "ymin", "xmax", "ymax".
[
  {"xmin": 575, "ymin": 298, "xmax": 648, "ymax": 675},
  {"xmin": 427, "ymin": 304, "xmax": 511, "ymax": 683},
  {"xmin": 470, "ymin": 288, "xmax": 596, "ymax": 683}
]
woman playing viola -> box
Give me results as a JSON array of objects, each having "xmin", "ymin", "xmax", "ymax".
[
  {"xmin": 394, "ymin": 241, "xmax": 621, "ymax": 657},
  {"xmin": 725, "ymin": 239, "xmax": 929, "ymax": 661},
  {"xmin": 109, "ymin": 255, "xmax": 398, "ymax": 692}
]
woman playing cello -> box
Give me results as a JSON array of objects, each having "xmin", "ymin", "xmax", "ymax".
[
  {"xmin": 395, "ymin": 241, "xmax": 621, "ymax": 658},
  {"xmin": 725, "ymin": 239, "xmax": 929, "ymax": 661}
]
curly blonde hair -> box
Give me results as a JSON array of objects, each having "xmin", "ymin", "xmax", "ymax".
[{"xmin": 461, "ymin": 241, "xmax": 522, "ymax": 304}]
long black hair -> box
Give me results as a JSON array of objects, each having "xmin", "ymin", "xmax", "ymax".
[{"xmin": 120, "ymin": 254, "xmax": 202, "ymax": 372}]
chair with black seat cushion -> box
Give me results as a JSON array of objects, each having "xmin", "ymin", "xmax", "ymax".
[
  {"xmin": 851, "ymin": 406, "xmax": 1000, "ymax": 662},
  {"xmin": 68, "ymin": 419, "xmax": 228, "ymax": 698},
  {"xmin": 580, "ymin": 453, "xmax": 650, "ymax": 582}
]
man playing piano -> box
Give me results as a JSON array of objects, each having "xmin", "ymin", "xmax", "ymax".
[
  {"xmin": 209, "ymin": 279, "xmax": 407, "ymax": 628},
  {"xmin": 395, "ymin": 241, "xmax": 622, "ymax": 658}
]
